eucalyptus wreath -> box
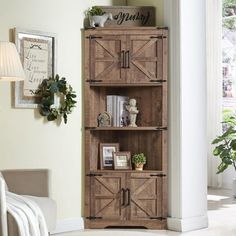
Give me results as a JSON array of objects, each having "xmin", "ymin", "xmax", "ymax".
[{"xmin": 38, "ymin": 74, "xmax": 77, "ymax": 124}]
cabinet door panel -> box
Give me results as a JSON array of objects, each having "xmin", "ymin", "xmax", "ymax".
[
  {"xmin": 127, "ymin": 35, "xmax": 164, "ymax": 83},
  {"xmin": 90, "ymin": 173, "xmax": 126, "ymax": 220},
  {"xmin": 90, "ymin": 35, "xmax": 126, "ymax": 83},
  {"xmin": 127, "ymin": 173, "xmax": 163, "ymax": 220}
]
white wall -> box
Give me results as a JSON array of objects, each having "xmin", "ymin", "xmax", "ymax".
[
  {"xmin": 0, "ymin": 0, "xmax": 124, "ymax": 226},
  {"xmin": 127, "ymin": 0, "xmax": 164, "ymax": 25}
]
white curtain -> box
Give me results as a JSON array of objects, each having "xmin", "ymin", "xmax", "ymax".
[{"xmin": 206, "ymin": 0, "xmax": 223, "ymax": 187}]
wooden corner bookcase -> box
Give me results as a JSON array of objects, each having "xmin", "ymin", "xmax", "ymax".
[{"xmin": 83, "ymin": 27, "xmax": 168, "ymax": 229}]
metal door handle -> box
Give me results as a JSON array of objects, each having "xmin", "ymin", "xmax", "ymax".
[
  {"xmin": 125, "ymin": 51, "xmax": 130, "ymax": 68},
  {"xmin": 121, "ymin": 50, "xmax": 125, "ymax": 68},
  {"xmin": 125, "ymin": 188, "xmax": 130, "ymax": 206},
  {"xmin": 121, "ymin": 188, "xmax": 126, "ymax": 206}
]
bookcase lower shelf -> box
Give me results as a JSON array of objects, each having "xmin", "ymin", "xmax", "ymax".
[{"xmin": 85, "ymin": 218, "xmax": 167, "ymax": 230}]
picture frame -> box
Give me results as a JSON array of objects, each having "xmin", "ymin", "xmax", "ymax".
[
  {"xmin": 113, "ymin": 151, "xmax": 132, "ymax": 170},
  {"xmin": 100, "ymin": 143, "xmax": 119, "ymax": 169},
  {"xmin": 14, "ymin": 28, "xmax": 57, "ymax": 108}
]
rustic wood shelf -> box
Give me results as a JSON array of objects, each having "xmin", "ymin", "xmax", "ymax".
[
  {"xmin": 88, "ymin": 82, "xmax": 166, "ymax": 87},
  {"xmin": 85, "ymin": 127, "xmax": 167, "ymax": 131},
  {"xmin": 84, "ymin": 27, "xmax": 168, "ymax": 230}
]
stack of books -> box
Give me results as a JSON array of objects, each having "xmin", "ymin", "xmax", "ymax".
[{"xmin": 107, "ymin": 95, "xmax": 130, "ymax": 127}]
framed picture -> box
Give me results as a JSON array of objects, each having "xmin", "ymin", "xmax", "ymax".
[
  {"xmin": 100, "ymin": 143, "xmax": 119, "ymax": 169},
  {"xmin": 113, "ymin": 152, "xmax": 132, "ymax": 170},
  {"xmin": 14, "ymin": 28, "xmax": 57, "ymax": 108}
]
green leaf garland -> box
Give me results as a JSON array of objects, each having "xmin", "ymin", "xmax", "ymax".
[{"xmin": 37, "ymin": 74, "xmax": 77, "ymax": 124}]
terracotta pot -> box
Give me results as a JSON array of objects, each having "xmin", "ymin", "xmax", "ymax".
[{"xmin": 135, "ymin": 163, "xmax": 144, "ymax": 171}]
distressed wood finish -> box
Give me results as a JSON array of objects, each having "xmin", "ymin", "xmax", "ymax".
[
  {"xmin": 90, "ymin": 173, "xmax": 126, "ymax": 220},
  {"xmin": 84, "ymin": 27, "xmax": 168, "ymax": 229}
]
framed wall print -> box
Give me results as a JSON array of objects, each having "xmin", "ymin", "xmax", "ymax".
[
  {"xmin": 113, "ymin": 152, "xmax": 132, "ymax": 170},
  {"xmin": 14, "ymin": 28, "xmax": 57, "ymax": 108},
  {"xmin": 100, "ymin": 143, "xmax": 119, "ymax": 169}
]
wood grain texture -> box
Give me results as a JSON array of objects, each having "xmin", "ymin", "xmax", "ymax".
[{"xmin": 84, "ymin": 27, "xmax": 168, "ymax": 229}]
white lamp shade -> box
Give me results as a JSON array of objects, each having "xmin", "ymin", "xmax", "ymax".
[{"xmin": 0, "ymin": 42, "xmax": 25, "ymax": 81}]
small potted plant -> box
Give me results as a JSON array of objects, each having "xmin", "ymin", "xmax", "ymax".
[
  {"xmin": 87, "ymin": 6, "xmax": 113, "ymax": 27},
  {"xmin": 212, "ymin": 114, "xmax": 236, "ymax": 197},
  {"xmin": 132, "ymin": 153, "xmax": 146, "ymax": 171}
]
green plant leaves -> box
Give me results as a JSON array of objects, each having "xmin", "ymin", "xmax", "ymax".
[
  {"xmin": 212, "ymin": 114, "xmax": 236, "ymax": 174},
  {"xmin": 37, "ymin": 74, "xmax": 77, "ymax": 124}
]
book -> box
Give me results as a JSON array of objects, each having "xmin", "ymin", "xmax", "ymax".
[{"xmin": 106, "ymin": 95, "xmax": 130, "ymax": 127}]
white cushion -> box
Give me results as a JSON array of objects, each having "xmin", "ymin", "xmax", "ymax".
[{"xmin": 23, "ymin": 195, "xmax": 57, "ymax": 232}]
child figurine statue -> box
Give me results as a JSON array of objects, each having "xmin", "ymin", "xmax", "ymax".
[{"xmin": 126, "ymin": 99, "xmax": 139, "ymax": 127}]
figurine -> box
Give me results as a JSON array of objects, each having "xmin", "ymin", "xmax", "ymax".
[
  {"xmin": 126, "ymin": 99, "xmax": 139, "ymax": 127},
  {"xmin": 89, "ymin": 13, "xmax": 113, "ymax": 27},
  {"xmin": 97, "ymin": 112, "xmax": 111, "ymax": 127}
]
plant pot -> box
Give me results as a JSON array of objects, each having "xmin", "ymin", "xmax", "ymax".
[
  {"xmin": 135, "ymin": 163, "xmax": 144, "ymax": 171},
  {"xmin": 233, "ymin": 178, "xmax": 236, "ymax": 198}
]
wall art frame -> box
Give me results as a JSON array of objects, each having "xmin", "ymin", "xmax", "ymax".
[{"xmin": 14, "ymin": 28, "xmax": 57, "ymax": 108}]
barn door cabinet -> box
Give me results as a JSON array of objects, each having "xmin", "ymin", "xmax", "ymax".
[{"xmin": 84, "ymin": 27, "xmax": 168, "ymax": 230}]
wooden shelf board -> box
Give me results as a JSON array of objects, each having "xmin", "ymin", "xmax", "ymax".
[
  {"xmin": 88, "ymin": 83, "xmax": 165, "ymax": 87},
  {"xmin": 86, "ymin": 127, "xmax": 167, "ymax": 131},
  {"xmin": 90, "ymin": 170, "xmax": 164, "ymax": 173}
]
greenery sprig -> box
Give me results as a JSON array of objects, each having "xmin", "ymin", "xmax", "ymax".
[
  {"xmin": 212, "ymin": 115, "xmax": 236, "ymax": 173},
  {"xmin": 132, "ymin": 153, "xmax": 147, "ymax": 164},
  {"xmin": 87, "ymin": 6, "xmax": 105, "ymax": 16},
  {"xmin": 38, "ymin": 74, "xmax": 77, "ymax": 124}
]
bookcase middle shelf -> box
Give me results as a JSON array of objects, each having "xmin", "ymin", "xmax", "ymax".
[{"xmin": 85, "ymin": 126, "xmax": 168, "ymax": 131}]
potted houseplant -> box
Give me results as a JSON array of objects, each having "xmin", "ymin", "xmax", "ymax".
[
  {"xmin": 212, "ymin": 114, "xmax": 236, "ymax": 197},
  {"xmin": 87, "ymin": 6, "xmax": 113, "ymax": 27},
  {"xmin": 132, "ymin": 153, "xmax": 146, "ymax": 171}
]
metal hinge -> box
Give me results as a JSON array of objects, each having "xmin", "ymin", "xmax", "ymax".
[
  {"xmin": 150, "ymin": 217, "xmax": 166, "ymax": 220},
  {"xmin": 86, "ymin": 216, "xmax": 103, "ymax": 220},
  {"xmin": 156, "ymin": 26, "xmax": 168, "ymax": 30},
  {"xmin": 156, "ymin": 127, "xmax": 168, "ymax": 131},
  {"xmin": 150, "ymin": 80, "xmax": 167, "ymax": 83},
  {"xmin": 150, "ymin": 174, "xmax": 166, "ymax": 177},
  {"xmin": 150, "ymin": 36, "xmax": 167, "ymax": 39},
  {"xmin": 86, "ymin": 35, "xmax": 103, "ymax": 39},
  {"xmin": 86, "ymin": 173, "xmax": 103, "ymax": 177},
  {"xmin": 86, "ymin": 79, "xmax": 103, "ymax": 83}
]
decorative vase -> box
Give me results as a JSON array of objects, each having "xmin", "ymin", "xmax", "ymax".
[
  {"xmin": 135, "ymin": 163, "xmax": 144, "ymax": 171},
  {"xmin": 233, "ymin": 178, "xmax": 236, "ymax": 198}
]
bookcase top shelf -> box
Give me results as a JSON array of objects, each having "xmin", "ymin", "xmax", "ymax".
[
  {"xmin": 85, "ymin": 127, "xmax": 167, "ymax": 131},
  {"xmin": 89, "ymin": 170, "xmax": 166, "ymax": 174}
]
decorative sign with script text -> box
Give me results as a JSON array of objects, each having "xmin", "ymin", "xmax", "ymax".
[
  {"xmin": 23, "ymin": 38, "xmax": 49, "ymax": 97},
  {"xmin": 98, "ymin": 6, "xmax": 155, "ymax": 27}
]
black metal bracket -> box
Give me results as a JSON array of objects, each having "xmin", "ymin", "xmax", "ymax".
[
  {"xmin": 150, "ymin": 80, "xmax": 167, "ymax": 83},
  {"xmin": 156, "ymin": 26, "xmax": 169, "ymax": 30},
  {"xmin": 86, "ymin": 79, "xmax": 103, "ymax": 83},
  {"xmin": 86, "ymin": 173, "xmax": 103, "ymax": 177},
  {"xmin": 156, "ymin": 127, "xmax": 168, "ymax": 131},
  {"xmin": 150, "ymin": 36, "xmax": 167, "ymax": 39},
  {"xmin": 150, "ymin": 174, "xmax": 166, "ymax": 177},
  {"xmin": 86, "ymin": 216, "xmax": 103, "ymax": 220},
  {"xmin": 150, "ymin": 217, "xmax": 166, "ymax": 220},
  {"xmin": 86, "ymin": 35, "xmax": 103, "ymax": 39}
]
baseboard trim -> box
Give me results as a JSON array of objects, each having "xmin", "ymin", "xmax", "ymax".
[
  {"xmin": 167, "ymin": 214, "xmax": 208, "ymax": 232},
  {"xmin": 51, "ymin": 217, "xmax": 84, "ymax": 234}
]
